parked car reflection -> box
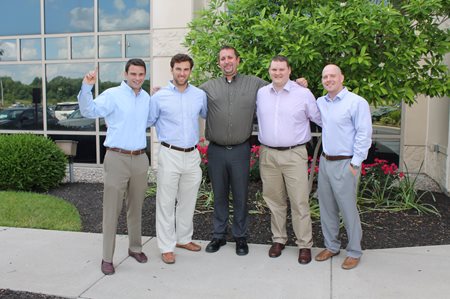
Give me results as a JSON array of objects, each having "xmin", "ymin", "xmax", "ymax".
[
  {"xmin": 57, "ymin": 109, "xmax": 106, "ymax": 131},
  {"xmin": 54, "ymin": 102, "xmax": 79, "ymax": 120},
  {"xmin": 0, "ymin": 106, "xmax": 58, "ymax": 130}
]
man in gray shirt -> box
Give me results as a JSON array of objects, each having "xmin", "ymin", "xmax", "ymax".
[{"xmin": 201, "ymin": 46, "xmax": 307, "ymax": 256}]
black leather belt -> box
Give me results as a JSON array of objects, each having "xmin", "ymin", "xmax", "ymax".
[
  {"xmin": 263, "ymin": 143, "xmax": 305, "ymax": 151},
  {"xmin": 321, "ymin": 152, "xmax": 353, "ymax": 161},
  {"xmin": 161, "ymin": 141, "xmax": 196, "ymax": 152},
  {"xmin": 210, "ymin": 140, "xmax": 249, "ymax": 150},
  {"xmin": 107, "ymin": 147, "xmax": 146, "ymax": 155}
]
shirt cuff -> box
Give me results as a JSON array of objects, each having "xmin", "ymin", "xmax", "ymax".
[{"xmin": 81, "ymin": 83, "xmax": 94, "ymax": 92}]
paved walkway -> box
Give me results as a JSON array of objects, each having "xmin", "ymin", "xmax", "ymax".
[{"xmin": 1, "ymin": 226, "xmax": 449, "ymax": 299}]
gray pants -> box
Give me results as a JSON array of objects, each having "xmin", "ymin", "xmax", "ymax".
[
  {"xmin": 317, "ymin": 158, "xmax": 362, "ymax": 258},
  {"xmin": 207, "ymin": 141, "xmax": 250, "ymax": 239}
]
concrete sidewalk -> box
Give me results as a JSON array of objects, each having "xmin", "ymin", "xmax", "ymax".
[{"xmin": 1, "ymin": 227, "xmax": 449, "ymax": 299}]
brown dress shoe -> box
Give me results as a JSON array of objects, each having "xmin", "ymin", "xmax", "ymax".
[
  {"xmin": 315, "ymin": 249, "xmax": 340, "ymax": 262},
  {"xmin": 341, "ymin": 257, "xmax": 360, "ymax": 270},
  {"xmin": 128, "ymin": 249, "xmax": 148, "ymax": 263},
  {"xmin": 101, "ymin": 260, "xmax": 115, "ymax": 275},
  {"xmin": 161, "ymin": 252, "xmax": 175, "ymax": 264},
  {"xmin": 176, "ymin": 242, "xmax": 201, "ymax": 252},
  {"xmin": 298, "ymin": 248, "xmax": 312, "ymax": 264},
  {"xmin": 269, "ymin": 242, "xmax": 285, "ymax": 258}
]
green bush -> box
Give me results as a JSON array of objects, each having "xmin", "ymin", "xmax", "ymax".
[{"xmin": 0, "ymin": 134, "xmax": 67, "ymax": 191}]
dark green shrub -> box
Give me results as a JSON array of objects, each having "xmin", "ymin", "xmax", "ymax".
[{"xmin": 0, "ymin": 134, "xmax": 67, "ymax": 191}]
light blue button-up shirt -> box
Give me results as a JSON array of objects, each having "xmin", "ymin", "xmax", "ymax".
[
  {"xmin": 317, "ymin": 87, "xmax": 372, "ymax": 166},
  {"xmin": 257, "ymin": 80, "xmax": 322, "ymax": 147},
  {"xmin": 77, "ymin": 81, "xmax": 151, "ymax": 151},
  {"xmin": 148, "ymin": 81, "xmax": 207, "ymax": 148}
]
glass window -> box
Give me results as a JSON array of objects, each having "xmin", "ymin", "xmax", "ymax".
[
  {"xmin": 45, "ymin": 37, "xmax": 68, "ymax": 60},
  {"xmin": 45, "ymin": 0, "xmax": 94, "ymax": 34},
  {"xmin": 99, "ymin": 0, "xmax": 150, "ymax": 32},
  {"xmin": 0, "ymin": 64, "xmax": 42, "ymax": 109},
  {"xmin": 0, "ymin": 0, "xmax": 40, "ymax": 36},
  {"xmin": 125, "ymin": 34, "xmax": 150, "ymax": 58},
  {"xmin": 0, "ymin": 39, "xmax": 17, "ymax": 61},
  {"xmin": 99, "ymin": 35, "xmax": 122, "ymax": 58},
  {"xmin": 46, "ymin": 63, "xmax": 93, "ymax": 130},
  {"xmin": 71, "ymin": 36, "xmax": 95, "ymax": 59},
  {"xmin": 20, "ymin": 39, "xmax": 42, "ymax": 61},
  {"xmin": 0, "ymin": 64, "xmax": 43, "ymax": 131}
]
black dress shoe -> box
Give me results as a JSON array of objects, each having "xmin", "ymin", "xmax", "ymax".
[
  {"xmin": 205, "ymin": 238, "xmax": 226, "ymax": 253},
  {"xmin": 235, "ymin": 237, "xmax": 249, "ymax": 256}
]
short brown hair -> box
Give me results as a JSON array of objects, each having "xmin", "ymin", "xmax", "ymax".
[
  {"xmin": 270, "ymin": 55, "xmax": 290, "ymax": 68},
  {"xmin": 218, "ymin": 45, "xmax": 240, "ymax": 59},
  {"xmin": 125, "ymin": 58, "xmax": 146, "ymax": 73},
  {"xmin": 170, "ymin": 54, "xmax": 194, "ymax": 69}
]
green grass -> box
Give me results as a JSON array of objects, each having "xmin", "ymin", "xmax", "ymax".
[{"xmin": 0, "ymin": 191, "xmax": 82, "ymax": 231}]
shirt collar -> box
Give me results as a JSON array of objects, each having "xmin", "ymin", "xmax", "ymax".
[
  {"xmin": 223, "ymin": 73, "xmax": 239, "ymax": 84},
  {"xmin": 122, "ymin": 80, "xmax": 142, "ymax": 96},
  {"xmin": 269, "ymin": 80, "xmax": 293, "ymax": 93},
  {"xmin": 168, "ymin": 80, "xmax": 190, "ymax": 92},
  {"xmin": 325, "ymin": 87, "xmax": 348, "ymax": 102}
]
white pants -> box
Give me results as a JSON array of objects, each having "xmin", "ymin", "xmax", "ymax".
[{"xmin": 156, "ymin": 146, "xmax": 202, "ymax": 253}]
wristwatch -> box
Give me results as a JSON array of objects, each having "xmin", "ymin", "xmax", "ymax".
[{"xmin": 350, "ymin": 163, "xmax": 360, "ymax": 169}]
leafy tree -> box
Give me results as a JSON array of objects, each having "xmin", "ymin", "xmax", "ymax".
[{"xmin": 185, "ymin": 0, "xmax": 449, "ymax": 105}]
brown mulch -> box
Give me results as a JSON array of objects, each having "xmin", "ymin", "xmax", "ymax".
[
  {"xmin": 1, "ymin": 182, "xmax": 449, "ymax": 299},
  {"xmin": 44, "ymin": 182, "xmax": 450, "ymax": 249}
]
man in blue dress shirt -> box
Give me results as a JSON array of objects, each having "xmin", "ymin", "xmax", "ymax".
[
  {"xmin": 148, "ymin": 54, "xmax": 207, "ymax": 264},
  {"xmin": 314, "ymin": 64, "xmax": 372, "ymax": 270},
  {"xmin": 78, "ymin": 58, "xmax": 151, "ymax": 275}
]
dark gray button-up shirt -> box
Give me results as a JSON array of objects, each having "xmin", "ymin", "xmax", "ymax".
[{"xmin": 200, "ymin": 73, "xmax": 267, "ymax": 145}]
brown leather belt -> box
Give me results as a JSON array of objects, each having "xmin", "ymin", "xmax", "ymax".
[
  {"xmin": 321, "ymin": 152, "xmax": 353, "ymax": 161},
  {"xmin": 161, "ymin": 141, "xmax": 196, "ymax": 152},
  {"xmin": 264, "ymin": 143, "xmax": 305, "ymax": 151},
  {"xmin": 107, "ymin": 147, "xmax": 146, "ymax": 155}
]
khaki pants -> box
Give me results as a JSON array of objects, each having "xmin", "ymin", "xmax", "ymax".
[
  {"xmin": 102, "ymin": 150, "xmax": 149, "ymax": 262},
  {"xmin": 260, "ymin": 145, "xmax": 313, "ymax": 248}
]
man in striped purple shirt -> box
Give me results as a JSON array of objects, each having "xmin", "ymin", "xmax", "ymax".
[{"xmin": 256, "ymin": 55, "xmax": 321, "ymax": 264}]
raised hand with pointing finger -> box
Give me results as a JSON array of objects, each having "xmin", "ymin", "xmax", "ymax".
[{"xmin": 83, "ymin": 68, "xmax": 97, "ymax": 85}]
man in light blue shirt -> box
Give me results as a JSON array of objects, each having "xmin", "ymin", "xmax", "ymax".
[
  {"xmin": 148, "ymin": 54, "xmax": 207, "ymax": 264},
  {"xmin": 257, "ymin": 55, "xmax": 321, "ymax": 264},
  {"xmin": 78, "ymin": 59, "xmax": 151, "ymax": 275},
  {"xmin": 314, "ymin": 64, "xmax": 372, "ymax": 270}
]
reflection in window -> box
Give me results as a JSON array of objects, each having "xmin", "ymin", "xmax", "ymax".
[
  {"xmin": 72, "ymin": 36, "xmax": 95, "ymax": 59},
  {"xmin": 99, "ymin": 0, "xmax": 150, "ymax": 32},
  {"xmin": 45, "ymin": 38, "xmax": 68, "ymax": 60},
  {"xmin": 126, "ymin": 34, "xmax": 150, "ymax": 58},
  {"xmin": 0, "ymin": 0, "xmax": 40, "ymax": 36},
  {"xmin": 45, "ymin": 63, "xmax": 93, "ymax": 106},
  {"xmin": 45, "ymin": 0, "xmax": 94, "ymax": 34},
  {"xmin": 99, "ymin": 35, "xmax": 121, "ymax": 58},
  {"xmin": 0, "ymin": 64, "xmax": 42, "ymax": 109},
  {"xmin": 0, "ymin": 40, "xmax": 17, "ymax": 61},
  {"xmin": 45, "ymin": 63, "xmax": 93, "ymax": 131},
  {"xmin": 21, "ymin": 39, "xmax": 41, "ymax": 61}
]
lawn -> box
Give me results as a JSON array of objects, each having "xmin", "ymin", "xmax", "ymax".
[{"xmin": 0, "ymin": 191, "xmax": 81, "ymax": 231}]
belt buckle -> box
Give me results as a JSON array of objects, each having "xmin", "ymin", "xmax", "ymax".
[{"xmin": 226, "ymin": 145, "xmax": 233, "ymax": 150}]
